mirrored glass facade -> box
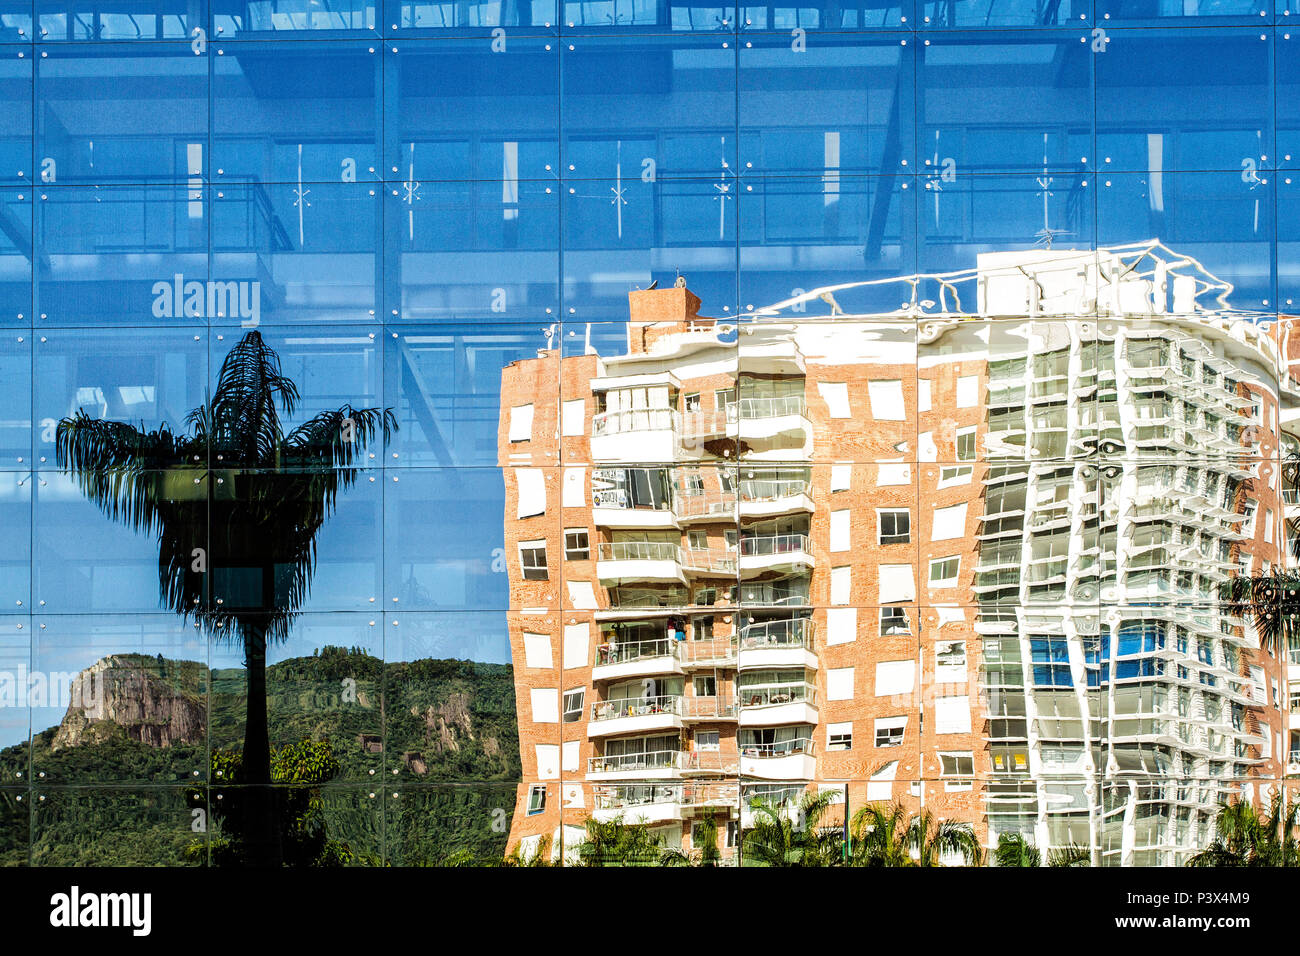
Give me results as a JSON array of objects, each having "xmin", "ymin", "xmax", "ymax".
[{"xmin": 0, "ymin": 0, "xmax": 1298, "ymax": 868}]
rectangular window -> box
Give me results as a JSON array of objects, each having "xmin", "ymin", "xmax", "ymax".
[
  {"xmin": 695, "ymin": 730, "xmax": 720, "ymax": 751},
  {"xmin": 519, "ymin": 540, "xmax": 549, "ymax": 580},
  {"xmin": 527, "ymin": 784, "xmax": 547, "ymax": 815},
  {"xmin": 880, "ymin": 606, "xmax": 909, "ymax": 635},
  {"xmin": 684, "ymin": 392, "xmax": 701, "ymax": 412},
  {"xmin": 509, "ymin": 404, "xmax": 534, "ymax": 442},
  {"xmin": 687, "ymin": 529, "xmax": 708, "ymax": 550},
  {"xmin": 938, "ymin": 465, "xmax": 973, "ymax": 487},
  {"xmin": 928, "ymin": 556, "xmax": 959, "ymax": 588},
  {"xmin": 874, "ymin": 716, "xmax": 906, "ymax": 748},
  {"xmin": 562, "ymin": 688, "xmax": 585, "ymax": 723},
  {"xmin": 867, "ymin": 380, "xmax": 905, "ymax": 420},
  {"xmin": 939, "ymin": 752, "xmax": 974, "ymax": 777},
  {"xmin": 818, "ymin": 382, "xmax": 851, "ymax": 418},
  {"xmin": 956, "ymin": 426, "xmax": 977, "ymax": 461},
  {"xmin": 828, "ymin": 721, "xmax": 853, "ymax": 751},
  {"xmin": 877, "ymin": 509, "xmax": 910, "ymax": 545},
  {"xmin": 564, "ymin": 528, "xmax": 589, "ymax": 560}
]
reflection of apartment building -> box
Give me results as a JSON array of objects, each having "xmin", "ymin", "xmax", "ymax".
[{"xmin": 499, "ymin": 243, "xmax": 1292, "ymax": 866}]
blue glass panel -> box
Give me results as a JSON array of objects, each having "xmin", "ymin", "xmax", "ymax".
[
  {"xmin": 740, "ymin": 31, "xmax": 909, "ymax": 177},
  {"xmin": 740, "ymin": 175, "xmax": 915, "ymax": 313},
  {"xmin": 566, "ymin": 0, "xmax": 737, "ymax": 30},
  {"xmin": 386, "ymin": 324, "xmax": 558, "ymax": 468},
  {"xmin": 0, "ymin": 188, "xmax": 32, "ymax": 326},
  {"xmin": 741, "ymin": 0, "xmax": 911, "ymax": 29},
  {"xmin": 920, "ymin": 0, "xmax": 1087, "ymax": 27},
  {"xmin": 384, "ymin": 178, "xmax": 560, "ymax": 322},
  {"xmin": 37, "ymin": 0, "xmax": 202, "ymax": 39},
  {"xmin": 213, "ymin": 41, "xmax": 380, "ymax": 187},
  {"xmin": 0, "ymin": 476, "xmax": 30, "ymax": 611},
  {"xmin": 34, "ymin": 325, "xmax": 208, "ymax": 470},
  {"xmin": 383, "ymin": 0, "xmax": 558, "ymax": 34},
  {"xmin": 0, "ymin": 47, "xmax": 32, "ymax": 186},
  {"xmin": 1096, "ymin": 0, "xmax": 1267, "ymax": 25},
  {"xmin": 33, "ymin": 469, "xmax": 205, "ymax": 614},
  {"xmin": 209, "ymin": 613, "xmax": 384, "ymax": 781},
  {"xmin": 212, "ymin": 181, "xmax": 379, "ymax": 324},
  {"xmin": 0, "ymin": 2, "xmax": 33, "ymax": 39},
  {"xmin": 385, "ymin": 38, "xmax": 558, "ymax": 183},
  {"xmin": 564, "ymin": 34, "xmax": 734, "ymax": 181},
  {"xmin": 0, "ymin": 333, "xmax": 30, "ymax": 464},
  {"xmin": 383, "ymin": 466, "xmax": 516, "ymax": 610},
  {"xmin": 214, "ymin": 0, "xmax": 378, "ymax": 36},
  {"xmin": 1096, "ymin": 170, "xmax": 1274, "ymax": 311},
  {"xmin": 918, "ymin": 31, "xmax": 1091, "ymax": 177},
  {"xmin": 1095, "ymin": 27, "xmax": 1272, "ymax": 174},
  {"xmin": 918, "ymin": 172, "xmax": 1095, "ymax": 275},
  {"xmin": 36, "ymin": 42, "xmax": 208, "ymax": 186},
  {"xmin": 31, "ymin": 614, "xmax": 205, "ymax": 783},
  {"xmin": 35, "ymin": 184, "xmax": 208, "ymax": 326},
  {"xmin": 565, "ymin": 177, "xmax": 738, "ymax": 321}
]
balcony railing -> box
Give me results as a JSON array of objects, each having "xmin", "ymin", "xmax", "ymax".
[
  {"xmin": 588, "ymin": 750, "xmax": 682, "ymax": 775},
  {"xmin": 592, "ymin": 408, "xmax": 678, "ymax": 436},
  {"xmin": 595, "ymin": 637, "xmax": 679, "ymax": 667},
  {"xmin": 738, "ymin": 396, "xmax": 807, "ymax": 420},
  {"xmin": 592, "ymin": 782, "xmax": 740, "ymax": 812},
  {"xmin": 597, "ymin": 541, "xmax": 682, "ymax": 563},
  {"xmin": 591, "ymin": 695, "xmax": 682, "ymax": 722},
  {"xmin": 592, "ymin": 488, "xmax": 673, "ymax": 514},
  {"xmin": 740, "ymin": 478, "xmax": 812, "ymax": 502},
  {"xmin": 739, "ymin": 683, "xmax": 817, "ymax": 708},
  {"xmin": 740, "ymin": 738, "xmax": 816, "ymax": 758},
  {"xmin": 679, "ymin": 636, "xmax": 738, "ymax": 665},
  {"xmin": 739, "ymin": 533, "xmax": 811, "ymax": 558},
  {"xmin": 682, "ymin": 548, "xmax": 737, "ymax": 574},
  {"xmin": 683, "ymin": 696, "xmax": 738, "ymax": 720},
  {"xmin": 675, "ymin": 489, "xmax": 736, "ymax": 519},
  {"xmin": 739, "ymin": 617, "xmax": 814, "ymax": 650}
]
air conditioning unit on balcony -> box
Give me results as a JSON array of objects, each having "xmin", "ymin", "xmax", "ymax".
[{"xmin": 1287, "ymin": 762, "xmax": 1300, "ymax": 776}]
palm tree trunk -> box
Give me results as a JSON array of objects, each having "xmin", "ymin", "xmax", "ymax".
[{"xmin": 241, "ymin": 619, "xmax": 280, "ymax": 866}]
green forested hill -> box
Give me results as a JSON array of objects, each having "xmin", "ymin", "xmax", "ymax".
[{"xmin": 0, "ymin": 648, "xmax": 521, "ymax": 866}]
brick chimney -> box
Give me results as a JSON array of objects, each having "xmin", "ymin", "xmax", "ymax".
[{"xmin": 626, "ymin": 286, "xmax": 709, "ymax": 354}]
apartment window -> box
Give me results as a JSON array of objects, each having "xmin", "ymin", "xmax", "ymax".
[
  {"xmin": 687, "ymin": 529, "xmax": 708, "ymax": 550},
  {"xmin": 508, "ymin": 403, "xmax": 534, "ymax": 442},
  {"xmin": 939, "ymin": 752, "xmax": 974, "ymax": 777},
  {"xmin": 519, "ymin": 540, "xmax": 549, "ymax": 580},
  {"xmin": 867, "ymin": 379, "xmax": 905, "ymax": 420},
  {"xmin": 819, "ymin": 382, "xmax": 851, "ymax": 418},
  {"xmin": 875, "ymin": 716, "xmax": 906, "ymax": 748},
  {"xmin": 828, "ymin": 721, "xmax": 853, "ymax": 751},
  {"xmin": 935, "ymin": 640, "xmax": 967, "ymax": 682},
  {"xmin": 830, "ymin": 463, "xmax": 851, "ymax": 491},
  {"xmin": 564, "ymin": 528, "xmax": 589, "ymax": 560},
  {"xmin": 956, "ymin": 426, "xmax": 977, "ymax": 461},
  {"xmin": 878, "ymin": 508, "xmax": 910, "ymax": 545},
  {"xmin": 880, "ymin": 606, "xmax": 909, "ymax": 635},
  {"xmin": 956, "ymin": 375, "xmax": 979, "ymax": 408},
  {"xmin": 562, "ymin": 688, "xmax": 585, "ymax": 723},
  {"xmin": 938, "ymin": 465, "xmax": 973, "ymax": 487},
  {"xmin": 928, "ymin": 555, "xmax": 959, "ymax": 588},
  {"xmin": 684, "ymin": 392, "xmax": 701, "ymax": 412},
  {"xmin": 693, "ymin": 616, "xmax": 714, "ymax": 641},
  {"xmin": 695, "ymin": 730, "xmax": 720, "ymax": 751},
  {"xmin": 695, "ymin": 586, "xmax": 717, "ymax": 606},
  {"xmin": 527, "ymin": 784, "xmax": 547, "ymax": 815}
]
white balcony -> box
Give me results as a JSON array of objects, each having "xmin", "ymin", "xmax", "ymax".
[
  {"xmin": 591, "ymin": 781, "xmax": 740, "ymax": 825},
  {"xmin": 592, "ymin": 636, "xmax": 684, "ymax": 682},
  {"xmin": 596, "ymin": 541, "xmax": 686, "ymax": 586},
  {"xmin": 587, "ymin": 749, "xmax": 684, "ymax": 781},
  {"xmin": 591, "ymin": 407, "xmax": 679, "ymax": 463},
  {"xmin": 738, "ymin": 685, "xmax": 819, "ymax": 727},
  {"xmin": 738, "ymin": 618, "xmax": 817, "ymax": 670},
  {"xmin": 739, "ymin": 739, "xmax": 816, "ymax": 780},
  {"xmin": 738, "ymin": 478, "xmax": 814, "ymax": 519},
  {"xmin": 734, "ymin": 396, "xmax": 812, "ymax": 443},
  {"xmin": 591, "ymin": 488, "xmax": 679, "ymax": 530},
  {"xmin": 588, "ymin": 695, "xmax": 684, "ymax": 738},
  {"xmin": 738, "ymin": 533, "xmax": 814, "ymax": 577}
]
